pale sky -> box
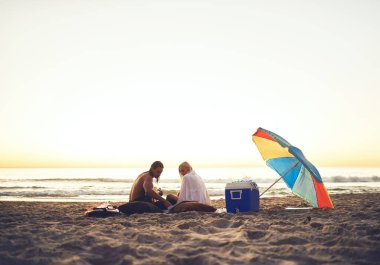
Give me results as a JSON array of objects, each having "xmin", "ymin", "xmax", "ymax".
[{"xmin": 1, "ymin": 0, "xmax": 379, "ymax": 168}]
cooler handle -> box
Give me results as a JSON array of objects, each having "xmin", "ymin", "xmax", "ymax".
[{"xmin": 230, "ymin": 190, "xmax": 242, "ymax": 200}]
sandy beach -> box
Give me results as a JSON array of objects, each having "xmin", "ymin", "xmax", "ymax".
[{"xmin": 0, "ymin": 193, "xmax": 379, "ymax": 265}]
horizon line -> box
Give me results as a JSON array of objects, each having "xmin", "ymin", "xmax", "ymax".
[{"xmin": 1, "ymin": 165, "xmax": 380, "ymax": 169}]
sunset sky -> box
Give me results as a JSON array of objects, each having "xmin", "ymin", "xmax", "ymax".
[{"xmin": 1, "ymin": 0, "xmax": 379, "ymax": 168}]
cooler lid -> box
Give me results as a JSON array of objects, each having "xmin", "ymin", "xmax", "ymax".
[{"xmin": 225, "ymin": 181, "xmax": 258, "ymax": 189}]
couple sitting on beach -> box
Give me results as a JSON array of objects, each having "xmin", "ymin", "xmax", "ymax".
[{"xmin": 129, "ymin": 161, "xmax": 211, "ymax": 210}]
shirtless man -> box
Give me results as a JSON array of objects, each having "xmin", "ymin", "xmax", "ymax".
[{"xmin": 129, "ymin": 161, "xmax": 172, "ymax": 209}]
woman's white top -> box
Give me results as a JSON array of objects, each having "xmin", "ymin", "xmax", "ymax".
[{"xmin": 178, "ymin": 170, "xmax": 211, "ymax": 205}]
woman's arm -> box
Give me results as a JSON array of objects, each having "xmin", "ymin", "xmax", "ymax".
[{"xmin": 178, "ymin": 175, "xmax": 188, "ymax": 201}]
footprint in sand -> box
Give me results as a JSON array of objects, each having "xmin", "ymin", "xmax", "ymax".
[
  {"xmin": 177, "ymin": 221, "xmax": 199, "ymax": 230},
  {"xmin": 246, "ymin": 230, "xmax": 267, "ymax": 240},
  {"xmin": 60, "ymin": 240, "xmax": 86, "ymax": 251},
  {"xmin": 135, "ymin": 233, "xmax": 162, "ymax": 244},
  {"xmin": 366, "ymin": 228, "xmax": 380, "ymax": 236},
  {"xmin": 310, "ymin": 222, "xmax": 324, "ymax": 229},
  {"xmin": 192, "ymin": 225, "xmax": 209, "ymax": 234},
  {"xmin": 209, "ymin": 219, "xmax": 231, "ymax": 228},
  {"xmin": 352, "ymin": 212, "xmax": 370, "ymax": 219},
  {"xmin": 272, "ymin": 236, "xmax": 308, "ymax": 245},
  {"xmin": 230, "ymin": 220, "xmax": 245, "ymax": 228},
  {"xmin": 322, "ymin": 225, "xmax": 344, "ymax": 235}
]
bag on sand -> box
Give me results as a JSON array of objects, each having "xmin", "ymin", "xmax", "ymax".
[
  {"xmin": 118, "ymin": 201, "xmax": 163, "ymax": 215},
  {"xmin": 169, "ymin": 201, "xmax": 216, "ymax": 213},
  {"xmin": 84, "ymin": 203, "xmax": 120, "ymax": 217}
]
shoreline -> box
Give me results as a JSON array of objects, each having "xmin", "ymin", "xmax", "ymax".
[
  {"xmin": 1, "ymin": 193, "xmax": 379, "ymax": 265},
  {"xmin": 2, "ymin": 187, "xmax": 380, "ymax": 203}
]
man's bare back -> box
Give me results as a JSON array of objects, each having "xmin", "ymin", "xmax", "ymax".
[
  {"xmin": 129, "ymin": 172, "xmax": 151, "ymax": 202},
  {"xmin": 129, "ymin": 162, "xmax": 172, "ymax": 209}
]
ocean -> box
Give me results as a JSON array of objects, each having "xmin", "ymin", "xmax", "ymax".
[{"xmin": 0, "ymin": 167, "xmax": 379, "ymax": 202}]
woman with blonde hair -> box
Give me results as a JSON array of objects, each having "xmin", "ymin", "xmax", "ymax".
[{"xmin": 167, "ymin": 161, "xmax": 211, "ymax": 205}]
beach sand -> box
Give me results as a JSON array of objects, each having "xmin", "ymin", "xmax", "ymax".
[{"xmin": 0, "ymin": 193, "xmax": 379, "ymax": 265}]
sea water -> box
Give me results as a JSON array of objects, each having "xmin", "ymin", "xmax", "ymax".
[{"xmin": 0, "ymin": 167, "xmax": 379, "ymax": 202}]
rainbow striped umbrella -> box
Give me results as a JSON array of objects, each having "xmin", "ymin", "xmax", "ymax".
[{"xmin": 252, "ymin": 127, "xmax": 333, "ymax": 208}]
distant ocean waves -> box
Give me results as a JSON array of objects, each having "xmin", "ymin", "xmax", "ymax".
[
  {"xmin": 328, "ymin": 176, "xmax": 380, "ymax": 182},
  {"xmin": 0, "ymin": 178, "xmax": 379, "ymax": 202},
  {"xmin": 0, "ymin": 168, "xmax": 380, "ymax": 201},
  {"xmin": 1, "ymin": 175, "xmax": 379, "ymax": 183}
]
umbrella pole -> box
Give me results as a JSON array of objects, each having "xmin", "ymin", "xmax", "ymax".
[
  {"xmin": 259, "ymin": 175, "xmax": 283, "ymax": 197},
  {"xmin": 259, "ymin": 162, "xmax": 300, "ymax": 197}
]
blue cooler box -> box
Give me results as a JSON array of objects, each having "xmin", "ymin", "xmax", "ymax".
[{"xmin": 225, "ymin": 181, "xmax": 259, "ymax": 213}]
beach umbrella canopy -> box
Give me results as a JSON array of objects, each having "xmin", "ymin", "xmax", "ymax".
[{"xmin": 252, "ymin": 127, "xmax": 333, "ymax": 208}]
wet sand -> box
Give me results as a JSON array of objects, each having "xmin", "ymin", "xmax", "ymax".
[{"xmin": 0, "ymin": 193, "xmax": 379, "ymax": 265}]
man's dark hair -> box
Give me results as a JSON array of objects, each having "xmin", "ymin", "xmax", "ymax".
[
  {"xmin": 150, "ymin": 161, "xmax": 164, "ymax": 170},
  {"xmin": 149, "ymin": 161, "xmax": 164, "ymax": 182}
]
